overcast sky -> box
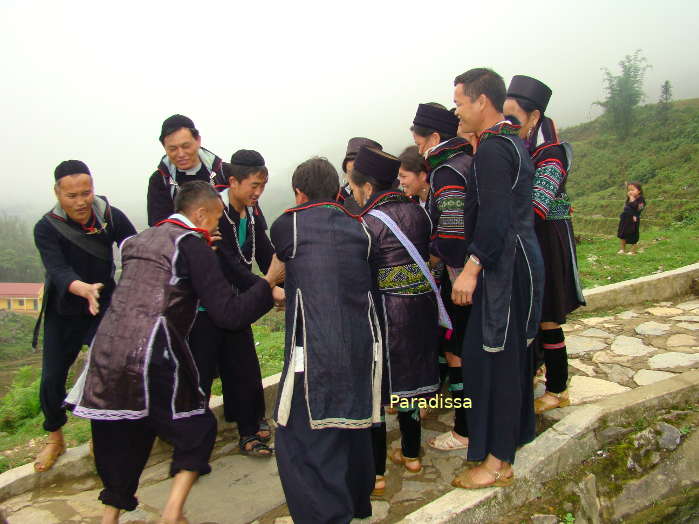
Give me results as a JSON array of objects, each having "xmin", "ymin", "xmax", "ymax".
[{"xmin": 1, "ymin": 0, "xmax": 697, "ymax": 226}]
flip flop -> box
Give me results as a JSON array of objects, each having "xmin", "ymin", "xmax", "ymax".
[
  {"xmin": 389, "ymin": 448, "xmax": 422, "ymax": 473},
  {"xmin": 451, "ymin": 466, "xmax": 514, "ymax": 489},
  {"xmin": 428, "ymin": 431, "xmax": 469, "ymax": 451},
  {"xmin": 239, "ymin": 435, "xmax": 274, "ymax": 457},
  {"xmin": 371, "ymin": 475, "xmax": 386, "ymax": 497},
  {"xmin": 34, "ymin": 439, "xmax": 66, "ymax": 472}
]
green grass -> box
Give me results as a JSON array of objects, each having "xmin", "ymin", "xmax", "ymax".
[
  {"xmin": 576, "ymin": 224, "xmax": 699, "ymax": 288},
  {"xmin": 0, "ymin": 311, "xmax": 39, "ymax": 361}
]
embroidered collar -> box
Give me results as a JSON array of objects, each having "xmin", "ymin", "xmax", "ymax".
[
  {"xmin": 157, "ymin": 214, "xmax": 213, "ymax": 245},
  {"xmin": 284, "ymin": 200, "xmax": 353, "ymax": 217},
  {"xmin": 358, "ymin": 191, "xmax": 410, "ymax": 217},
  {"xmin": 49, "ymin": 196, "xmax": 109, "ymax": 235},
  {"xmin": 478, "ymin": 120, "xmax": 521, "ymax": 146},
  {"xmin": 425, "ymin": 137, "xmax": 472, "ymax": 171}
]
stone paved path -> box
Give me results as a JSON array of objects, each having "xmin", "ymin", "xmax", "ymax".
[{"xmin": 3, "ymin": 297, "xmax": 699, "ymax": 523}]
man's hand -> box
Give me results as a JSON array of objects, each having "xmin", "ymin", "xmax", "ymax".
[
  {"xmin": 210, "ymin": 229, "xmax": 222, "ymax": 251},
  {"xmin": 451, "ymin": 262, "xmax": 480, "ymax": 306},
  {"xmin": 68, "ymin": 281, "xmax": 104, "ymax": 316},
  {"xmin": 264, "ymin": 255, "xmax": 285, "ymax": 287},
  {"xmin": 272, "ymin": 286, "xmax": 286, "ymax": 310}
]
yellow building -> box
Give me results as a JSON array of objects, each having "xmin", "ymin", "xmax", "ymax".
[{"xmin": 0, "ymin": 283, "xmax": 44, "ymax": 314}]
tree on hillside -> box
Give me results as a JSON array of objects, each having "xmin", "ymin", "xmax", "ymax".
[
  {"xmin": 0, "ymin": 216, "xmax": 44, "ymax": 283},
  {"xmin": 595, "ymin": 50, "xmax": 651, "ymax": 140},
  {"xmin": 657, "ymin": 80, "xmax": 673, "ymax": 123}
]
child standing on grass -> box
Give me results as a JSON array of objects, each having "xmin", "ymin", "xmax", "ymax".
[{"xmin": 617, "ymin": 182, "xmax": 646, "ymax": 255}]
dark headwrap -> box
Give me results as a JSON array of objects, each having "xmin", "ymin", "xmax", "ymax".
[
  {"xmin": 159, "ymin": 114, "xmax": 196, "ymax": 143},
  {"xmin": 54, "ymin": 160, "xmax": 91, "ymax": 181},
  {"xmin": 343, "ymin": 137, "xmax": 383, "ymax": 173},
  {"xmin": 412, "ymin": 104, "xmax": 459, "ymax": 137},
  {"xmin": 507, "ymin": 75, "xmax": 552, "ymax": 113},
  {"xmin": 231, "ymin": 149, "xmax": 265, "ymax": 167},
  {"xmin": 354, "ymin": 146, "xmax": 400, "ymax": 186}
]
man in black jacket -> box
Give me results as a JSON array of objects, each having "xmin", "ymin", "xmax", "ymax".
[
  {"xmin": 33, "ymin": 160, "xmax": 136, "ymax": 472},
  {"xmin": 146, "ymin": 114, "xmax": 227, "ymax": 226}
]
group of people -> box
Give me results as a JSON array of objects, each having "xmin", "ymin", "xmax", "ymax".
[{"xmin": 32, "ymin": 67, "xmax": 586, "ymax": 524}]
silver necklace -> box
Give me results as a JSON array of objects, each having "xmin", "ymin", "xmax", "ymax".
[{"xmin": 223, "ymin": 205, "xmax": 255, "ymax": 266}]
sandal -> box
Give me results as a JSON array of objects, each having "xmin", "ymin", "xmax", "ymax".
[
  {"xmin": 427, "ymin": 431, "xmax": 469, "ymax": 451},
  {"xmin": 239, "ymin": 435, "xmax": 274, "ymax": 457},
  {"xmin": 389, "ymin": 448, "xmax": 422, "ymax": 473},
  {"xmin": 534, "ymin": 390, "xmax": 570, "ymax": 414},
  {"xmin": 34, "ymin": 439, "xmax": 66, "ymax": 472},
  {"xmin": 257, "ymin": 419, "xmax": 272, "ymax": 443},
  {"xmin": 371, "ymin": 475, "xmax": 386, "ymax": 497},
  {"xmin": 451, "ymin": 465, "xmax": 514, "ymax": 489}
]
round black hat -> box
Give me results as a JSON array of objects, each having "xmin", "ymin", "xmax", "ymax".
[
  {"xmin": 507, "ymin": 75, "xmax": 552, "ymax": 113},
  {"xmin": 353, "ymin": 146, "xmax": 400, "ymax": 186},
  {"xmin": 412, "ymin": 103, "xmax": 459, "ymax": 137},
  {"xmin": 54, "ymin": 160, "xmax": 91, "ymax": 181},
  {"xmin": 231, "ymin": 149, "xmax": 265, "ymax": 167},
  {"xmin": 343, "ymin": 137, "xmax": 383, "ymax": 173},
  {"xmin": 160, "ymin": 114, "xmax": 196, "ymax": 143}
]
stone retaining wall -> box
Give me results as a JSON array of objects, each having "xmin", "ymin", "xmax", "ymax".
[
  {"xmin": 582, "ymin": 262, "xmax": 699, "ymax": 311},
  {"xmin": 399, "ymin": 369, "xmax": 699, "ymax": 523}
]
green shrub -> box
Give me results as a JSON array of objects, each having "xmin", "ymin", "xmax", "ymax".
[{"xmin": 0, "ymin": 366, "xmax": 41, "ymax": 431}]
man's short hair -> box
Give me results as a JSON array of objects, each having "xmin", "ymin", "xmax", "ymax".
[
  {"xmin": 453, "ymin": 68, "xmax": 506, "ymax": 113},
  {"xmin": 174, "ymin": 181, "xmax": 219, "ymax": 213},
  {"xmin": 291, "ymin": 157, "xmax": 340, "ymax": 201}
]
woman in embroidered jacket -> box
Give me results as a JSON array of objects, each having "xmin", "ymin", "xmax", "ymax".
[
  {"xmin": 451, "ymin": 68, "xmax": 544, "ymax": 489},
  {"xmin": 411, "ymin": 102, "xmax": 475, "ymax": 452},
  {"xmin": 504, "ymin": 75, "xmax": 586, "ymax": 414},
  {"xmin": 349, "ymin": 146, "xmax": 440, "ymax": 494}
]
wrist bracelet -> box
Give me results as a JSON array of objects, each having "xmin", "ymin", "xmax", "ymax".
[{"xmin": 469, "ymin": 254, "xmax": 482, "ymax": 266}]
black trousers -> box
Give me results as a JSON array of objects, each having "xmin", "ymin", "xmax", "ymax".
[
  {"xmin": 188, "ymin": 311, "xmax": 265, "ymax": 437},
  {"xmin": 275, "ymin": 374, "xmax": 374, "ymax": 523},
  {"xmin": 91, "ymin": 347, "xmax": 217, "ymax": 512},
  {"xmin": 40, "ymin": 307, "xmax": 97, "ymax": 432}
]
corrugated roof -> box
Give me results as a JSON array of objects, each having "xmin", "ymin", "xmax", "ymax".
[{"xmin": 0, "ymin": 283, "xmax": 44, "ymax": 298}]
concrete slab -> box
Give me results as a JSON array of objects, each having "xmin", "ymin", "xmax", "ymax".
[
  {"xmin": 610, "ymin": 336, "xmax": 656, "ymax": 357},
  {"xmin": 648, "ymin": 352, "xmax": 699, "ymax": 370},
  {"xmin": 633, "ymin": 369, "xmax": 677, "ymax": 386},
  {"xmin": 634, "ymin": 321, "xmax": 671, "ymax": 336},
  {"xmin": 566, "ymin": 335, "xmax": 607, "ymax": 355},
  {"xmin": 569, "ymin": 376, "xmax": 631, "ymax": 404},
  {"xmin": 137, "ymin": 453, "xmax": 285, "ymax": 524}
]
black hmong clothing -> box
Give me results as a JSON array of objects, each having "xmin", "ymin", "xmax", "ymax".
[
  {"xmin": 66, "ymin": 218, "xmax": 273, "ymax": 420},
  {"xmin": 359, "ymin": 190, "xmax": 439, "ymax": 401},
  {"xmin": 336, "ymin": 183, "xmax": 362, "ymax": 215},
  {"xmin": 425, "ymin": 137, "xmax": 475, "ymax": 355},
  {"xmin": 462, "ymin": 121, "xmax": 544, "ymax": 464},
  {"xmin": 188, "ymin": 196, "xmax": 275, "ymax": 435},
  {"xmin": 531, "ymin": 143, "xmax": 585, "ymax": 324},
  {"xmin": 146, "ymin": 147, "xmax": 226, "ymax": 226},
  {"xmin": 617, "ymin": 197, "xmax": 646, "ymax": 244},
  {"xmin": 34, "ymin": 197, "xmax": 136, "ymax": 432},
  {"xmin": 270, "ymin": 201, "xmax": 382, "ymax": 429}
]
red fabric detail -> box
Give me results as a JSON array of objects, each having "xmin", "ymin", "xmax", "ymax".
[
  {"xmin": 533, "ymin": 207, "xmax": 546, "ymax": 220},
  {"xmin": 155, "ymin": 218, "xmax": 213, "ymax": 245},
  {"xmin": 437, "ymin": 234, "xmax": 466, "ymax": 240},
  {"xmin": 284, "ymin": 201, "xmax": 354, "ymax": 218},
  {"xmin": 357, "ymin": 191, "xmax": 404, "ymax": 217},
  {"xmin": 433, "ymin": 185, "xmax": 465, "ymax": 198},
  {"xmin": 542, "ymin": 342, "xmax": 566, "ymax": 350}
]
